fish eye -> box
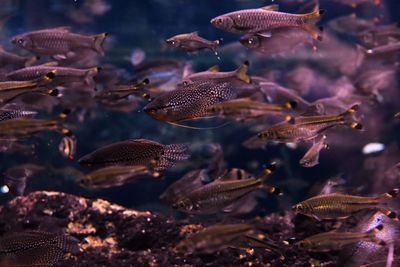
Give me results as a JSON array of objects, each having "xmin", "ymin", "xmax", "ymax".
[
  {"xmin": 294, "ymin": 204, "xmax": 303, "ymax": 211},
  {"xmin": 217, "ymin": 18, "xmax": 223, "ymax": 24},
  {"xmin": 17, "ymin": 39, "xmax": 24, "ymax": 45}
]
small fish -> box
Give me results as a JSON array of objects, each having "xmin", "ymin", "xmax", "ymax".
[
  {"xmin": 175, "ymin": 223, "xmax": 254, "ymax": 253},
  {"xmin": 0, "ymin": 45, "xmax": 37, "ymax": 68},
  {"xmin": 0, "ymin": 108, "xmax": 37, "ymax": 122},
  {"xmin": 295, "ymin": 225, "xmax": 385, "ymax": 252},
  {"xmin": 240, "ymin": 28, "xmax": 312, "ymax": 55},
  {"xmin": 208, "ymin": 97, "xmax": 296, "ymax": 120},
  {"xmin": 0, "ymin": 72, "xmax": 57, "ymax": 104},
  {"xmin": 299, "ymin": 135, "xmax": 329, "ymax": 167},
  {"xmin": 329, "ymin": 0, "xmax": 381, "ymax": 8},
  {"xmin": 143, "ymin": 80, "xmax": 239, "ymax": 123},
  {"xmin": 365, "ymin": 41, "xmax": 400, "ymax": 55},
  {"xmin": 172, "ymin": 163, "xmax": 281, "ymax": 214},
  {"xmin": 166, "ymin": 32, "xmax": 222, "ymax": 53},
  {"xmin": 95, "ymin": 79, "xmax": 150, "ymax": 101},
  {"xmin": 0, "ymin": 109, "xmax": 72, "ymax": 139},
  {"xmin": 11, "ymin": 27, "xmax": 107, "ymax": 57},
  {"xmin": 131, "ymin": 59, "xmax": 192, "ymax": 93},
  {"xmin": 78, "ymin": 138, "xmax": 189, "ymax": 171},
  {"xmin": 178, "ymin": 62, "xmax": 251, "ymax": 86},
  {"xmin": 211, "ymin": 5, "xmax": 325, "ymax": 40},
  {"xmin": 3, "ymin": 164, "xmax": 44, "ymax": 196},
  {"xmin": 292, "ymin": 189, "xmax": 399, "ymax": 220},
  {"xmin": 59, "ymin": 135, "xmax": 77, "ymax": 160},
  {"xmin": 254, "ymin": 105, "xmax": 362, "ymax": 144},
  {"xmin": 7, "ymin": 63, "xmax": 99, "ymax": 88},
  {"xmin": 0, "ymin": 231, "xmax": 79, "ymax": 267},
  {"xmin": 79, "ymin": 165, "xmax": 160, "ymax": 189}
]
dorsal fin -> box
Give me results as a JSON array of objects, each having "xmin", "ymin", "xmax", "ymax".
[
  {"xmin": 261, "ymin": 4, "xmax": 279, "ymax": 11},
  {"xmin": 52, "ymin": 26, "xmax": 72, "ymax": 32},
  {"xmin": 236, "ymin": 62, "xmax": 251, "ymax": 84},
  {"xmin": 40, "ymin": 61, "xmax": 58, "ymax": 67},
  {"xmin": 208, "ymin": 65, "xmax": 219, "ymax": 73}
]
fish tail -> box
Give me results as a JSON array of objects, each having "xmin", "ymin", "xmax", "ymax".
[
  {"xmin": 261, "ymin": 185, "xmax": 283, "ymax": 196},
  {"xmin": 236, "ymin": 61, "xmax": 251, "ymax": 84},
  {"xmin": 340, "ymin": 104, "xmax": 359, "ymax": 117},
  {"xmin": 25, "ymin": 55, "xmax": 39, "ymax": 67},
  {"xmin": 376, "ymin": 188, "xmax": 399, "ymax": 220},
  {"xmin": 284, "ymin": 101, "xmax": 297, "ymax": 110},
  {"xmin": 93, "ymin": 32, "xmax": 108, "ymax": 55},
  {"xmin": 302, "ymin": 9, "xmax": 325, "ymax": 41},
  {"xmin": 346, "ymin": 121, "xmax": 363, "ymax": 130},
  {"xmin": 58, "ymin": 109, "xmax": 71, "ymax": 120},
  {"xmin": 365, "ymin": 225, "xmax": 386, "ymax": 245},
  {"xmin": 257, "ymin": 162, "xmax": 277, "ymax": 180},
  {"xmin": 157, "ymin": 143, "xmax": 190, "ymax": 170},
  {"xmin": 84, "ymin": 67, "xmax": 100, "ymax": 88}
]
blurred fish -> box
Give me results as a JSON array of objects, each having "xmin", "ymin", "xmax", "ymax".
[
  {"xmin": 7, "ymin": 62, "xmax": 99, "ymax": 88},
  {"xmin": 299, "ymin": 135, "xmax": 329, "ymax": 167},
  {"xmin": 207, "ymin": 97, "xmax": 296, "ymax": 121},
  {"xmin": 0, "ymin": 109, "xmax": 72, "ymax": 139},
  {"xmin": 95, "ymin": 79, "xmax": 150, "ymax": 101},
  {"xmin": 3, "ymin": 164, "xmax": 44, "ymax": 196},
  {"xmin": 292, "ymin": 189, "xmax": 399, "ymax": 220},
  {"xmin": 59, "ymin": 135, "xmax": 77, "ymax": 160},
  {"xmin": 357, "ymin": 23, "xmax": 400, "ymax": 47},
  {"xmin": 143, "ymin": 79, "xmax": 240, "ymax": 123},
  {"xmin": 0, "ymin": 45, "xmax": 37, "ymax": 69},
  {"xmin": 240, "ymin": 28, "xmax": 313, "ymax": 55},
  {"xmin": 78, "ymin": 138, "xmax": 189, "ymax": 171},
  {"xmin": 172, "ymin": 163, "xmax": 281, "ymax": 214},
  {"xmin": 79, "ymin": 165, "xmax": 160, "ymax": 189},
  {"xmin": 365, "ymin": 41, "xmax": 400, "ymax": 55},
  {"xmin": 327, "ymin": 13, "xmax": 374, "ymax": 35},
  {"xmin": 0, "ymin": 231, "xmax": 79, "ymax": 267},
  {"xmin": 175, "ymin": 223, "xmax": 254, "ymax": 253},
  {"xmin": 329, "ymin": 0, "xmax": 381, "ymax": 8},
  {"xmin": 11, "ymin": 26, "xmax": 107, "ymax": 58},
  {"xmin": 131, "ymin": 59, "xmax": 192, "ymax": 93},
  {"xmin": 211, "ymin": 5, "xmax": 325, "ymax": 40},
  {"xmin": 0, "ymin": 106, "xmax": 37, "ymax": 122},
  {"xmin": 166, "ymin": 32, "xmax": 221, "ymax": 53},
  {"xmin": 295, "ymin": 225, "xmax": 385, "ymax": 252},
  {"xmin": 250, "ymin": 105, "xmax": 361, "ymax": 144},
  {"xmin": 0, "ymin": 72, "xmax": 57, "ymax": 104},
  {"xmin": 354, "ymin": 68, "xmax": 397, "ymax": 101}
]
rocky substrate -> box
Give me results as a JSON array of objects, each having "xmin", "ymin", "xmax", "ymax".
[{"xmin": 0, "ymin": 191, "xmax": 382, "ymax": 267}]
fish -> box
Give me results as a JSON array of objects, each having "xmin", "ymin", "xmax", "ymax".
[
  {"xmin": 357, "ymin": 23, "xmax": 400, "ymax": 47},
  {"xmin": 295, "ymin": 225, "xmax": 385, "ymax": 252},
  {"xmin": 95, "ymin": 79, "xmax": 150, "ymax": 101},
  {"xmin": 0, "ymin": 231, "xmax": 79, "ymax": 267},
  {"xmin": 329, "ymin": 0, "xmax": 381, "ymax": 8},
  {"xmin": 0, "ymin": 107, "xmax": 37, "ymax": 122},
  {"xmin": 78, "ymin": 138, "xmax": 189, "ymax": 171},
  {"xmin": 207, "ymin": 97, "xmax": 296, "ymax": 120},
  {"xmin": 3, "ymin": 164, "xmax": 45, "ymax": 196},
  {"xmin": 131, "ymin": 59, "xmax": 192, "ymax": 93},
  {"xmin": 79, "ymin": 165, "xmax": 160, "ymax": 189},
  {"xmin": 143, "ymin": 79, "xmax": 239, "ymax": 123},
  {"xmin": 59, "ymin": 135, "xmax": 77, "ymax": 160},
  {"xmin": 239, "ymin": 28, "xmax": 313, "ymax": 55},
  {"xmin": 0, "ymin": 109, "xmax": 72, "ymax": 139},
  {"xmin": 177, "ymin": 61, "xmax": 251, "ymax": 87},
  {"xmin": 292, "ymin": 188, "xmax": 399, "ymax": 220},
  {"xmin": 166, "ymin": 31, "xmax": 222, "ymax": 53},
  {"xmin": 299, "ymin": 135, "xmax": 329, "ymax": 167},
  {"xmin": 211, "ymin": 5, "xmax": 325, "ymax": 40},
  {"xmin": 174, "ymin": 223, "xmax": 254, "ymax": 253},
  {"xmin": 253, "ymin": 105, "xmax": 362, "ymax": 144},
  {"xmin": 364, "ymin": 41, "xmax": 400, "ymax": 55},
  {"xmin": 0, "ymin": 45, "xmax": 37, "ymax": 69},
  {"xmin": 11, "ymin": 26, "xmax": 107, "ymax": 57},
  {"xmin": 6, "ymin": 63, "xmax": 100, "ymax": 88},
  {"xmin": 172, "ymin": 163, "xmax": 281, "ymax": 214},
  {"xmin": 0, "ymin": 72, "xmax": 57, "ymax": 104}
]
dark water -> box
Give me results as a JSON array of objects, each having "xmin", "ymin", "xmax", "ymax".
[{"xmin": 0, "ymin": 0, "xmax": 399, "ymax": 219}]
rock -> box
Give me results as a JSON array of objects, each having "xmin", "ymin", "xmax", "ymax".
[{"xmin": 0, "ymin": 191, "xmax": 341, "ymax": 267}]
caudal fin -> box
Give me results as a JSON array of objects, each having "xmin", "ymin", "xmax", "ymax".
[
  {"xmin": 157, "ymin": 144, "xmax": 190, "ymax": 170},
  {"xmin": 302, "ymin": 9, "xmax": 325, "ymax": 41},
  {"xmin": 84, "ymin": 67, "xmax": 100, "ymax": 88},
  {"xmin": 93, "ymin": 32, "xmax": 108, "ymax": 55},
  {"xmin": 378, "ymin": 188, "xmax": 399, "ymax": 220},
  {"xmin": 236, "ymin": 61, "xmax": 251, "ymax": 84}
]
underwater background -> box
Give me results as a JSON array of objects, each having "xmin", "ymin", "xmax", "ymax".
[{"xmin": 0, "ymin": 0, "xmax": 399, "ymax": 266}]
